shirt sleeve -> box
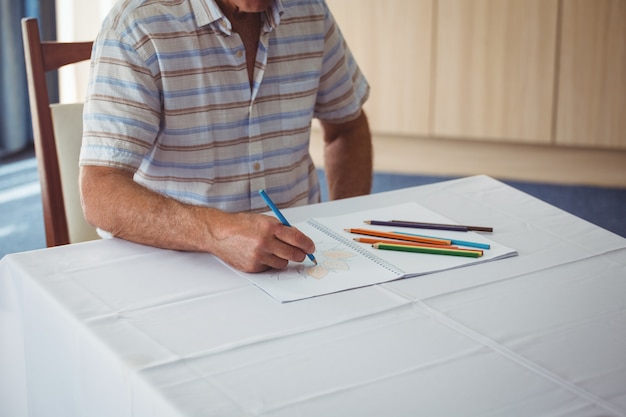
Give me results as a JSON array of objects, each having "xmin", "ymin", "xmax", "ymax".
[
  {"xmin": 313, "ymin": 2, "xmax": 370, "ymax": 123},
  {"xmin": 80, "ymin": 26, "xmax": 162, "ymax": 172}
]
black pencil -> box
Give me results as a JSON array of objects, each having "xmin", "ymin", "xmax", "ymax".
[
  {"xmin": 365, "ymin": 220, "xmax": 493, "ymax": 233},
  {"xmin": 390, "ymin": 220, "xmax": 493, "ymax": 232}
]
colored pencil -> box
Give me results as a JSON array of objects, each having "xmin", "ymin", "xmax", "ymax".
[
  {"xmin": 353, "ymin": 237, "xmax": 461, "ymax": 250},
  {"xmin": 259, "ymin": 189, "xmax": 317, "ymax": 265},
  {"xmin": 373, "ymin": 242, "xmax": 483, "ymax": 258},
  {"xmin": 365, "ymin": 220, "xmax": 469, "ymax": 232},
  {"xmin": 344, "ymin": 228, "xmax": 452, "ymax": 246},
  {"xmin": 393, "ymin": 231, "xmax": 491, "ymax": 250},
  {"xmin": 389, "ymin": 220, "xmax": 493, "ymax": 233}
]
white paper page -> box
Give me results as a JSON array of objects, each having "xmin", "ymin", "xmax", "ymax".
[
  {"xmin": 241, "ymin": 202, "xmax": 517, "ymax": 302},
  {"xmin": 240, "ymin": 221, "xmax": 399, "ymax": 302}
]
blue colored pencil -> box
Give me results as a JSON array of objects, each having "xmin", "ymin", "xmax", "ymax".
[
  {"xmin": 258, "ymin": 189, "xmax": 318, "ymax": 265},
  {"xmin": 394, "ymin": 231, "xmax": 491, "ymax": 250}
]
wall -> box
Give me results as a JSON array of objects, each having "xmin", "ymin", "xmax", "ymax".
[
  {"xmin": 58, "ymin": 0, "xmax": 626, "ymax": 150},
  {"xmin": 55, "ymin": 0, "xmax": 115, "ymax": 102}
]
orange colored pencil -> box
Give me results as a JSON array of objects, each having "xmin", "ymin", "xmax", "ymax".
[
  {"xmin": 344, "ymin": 228, "xmax": 452, "ymax": 245},
  {"xmin": 353, "ymin": 237, "xmax": 459, "ymax": 249}
]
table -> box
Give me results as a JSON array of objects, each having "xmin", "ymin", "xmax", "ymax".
[{"xmin": 1, "ymin": 175, "xmax": 625, "ymax": 417}]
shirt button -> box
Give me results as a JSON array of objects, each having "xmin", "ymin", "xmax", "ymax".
[
  {"xmin": 253, "ymin": 162, "xmax": 261, "ymax": 171},
  {"xmin": 236, "ymin": 50, "xmax": 243, "ymax": 58}
]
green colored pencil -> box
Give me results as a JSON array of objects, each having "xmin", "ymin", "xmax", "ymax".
[{"xmin": 373, "ymin": 242, "xmax": 483, "ymax": 258}]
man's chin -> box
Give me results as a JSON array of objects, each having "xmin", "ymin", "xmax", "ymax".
[{"xmin": 236, "ymin": 0, "xmax": 273, "ymax": 13}]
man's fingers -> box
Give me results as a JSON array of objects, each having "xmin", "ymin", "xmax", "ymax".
[
  {"xmin": 274, "ymin": 224, "xmax": 316, "ymax": 255},
  {"xmin": 218, "ymin": 214, "xmax": 315, "ymax": 273}
]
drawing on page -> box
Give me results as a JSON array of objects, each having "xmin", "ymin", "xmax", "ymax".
[{"xmin": 272, "ymin": 241, "xmax": 357, "ymax": 281}]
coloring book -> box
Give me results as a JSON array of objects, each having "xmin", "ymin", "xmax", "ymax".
[{"xmin": 237, "ymin": 202, "xmax": 517, "ymax": 302}]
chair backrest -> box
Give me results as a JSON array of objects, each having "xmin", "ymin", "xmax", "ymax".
[{"xmin": 21, "ymin": 17, "xmax": 99, "ymax": 246}]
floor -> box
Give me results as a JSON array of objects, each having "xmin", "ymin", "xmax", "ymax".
[{"xmin": 310, "ymin": 130, "xmax": 626, "ymax": 189}]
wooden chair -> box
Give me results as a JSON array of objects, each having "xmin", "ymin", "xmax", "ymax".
[{"xmin": 22, "ymin": 17, "xmax": 99, "ymax": 246}]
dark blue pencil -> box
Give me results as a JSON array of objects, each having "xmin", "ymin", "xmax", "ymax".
[{"xmin": 259, "ymin": 189, "xmax": 318, "ymax": 265}]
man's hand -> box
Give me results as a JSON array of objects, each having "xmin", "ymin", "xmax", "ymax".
[{"xmin": 207, "ymin": 212, "xmax": 316, "ymax": 273}]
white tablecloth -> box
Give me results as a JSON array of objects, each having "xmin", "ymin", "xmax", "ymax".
[{"xmin": 1, "ymin": 175, "xmax": 625, "ymax": 416}]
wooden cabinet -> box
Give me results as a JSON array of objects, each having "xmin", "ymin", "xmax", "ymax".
[
  {"xmin": 556, "ymin": 0, "xmax": 626, "ymax": 148},
  {"xmin": 433, "ymin": 0, "xmax": 559, "ymax": 144},
  {"xmin": 325, "ymin": 0, "xmax": 434, "ymax": 136},
  {"xmin": 326, "ymin": 0, "xmax": 626, "ymax": 150}
]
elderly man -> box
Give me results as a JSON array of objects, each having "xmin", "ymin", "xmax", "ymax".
[{"xmin": 80, "ymin": 0, "xmax": 372, "ymax": 272}]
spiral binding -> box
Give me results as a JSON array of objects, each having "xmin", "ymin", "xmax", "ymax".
[{"xmin": 307, "ymin": 219, "xmax": 405, "ymax": 275}]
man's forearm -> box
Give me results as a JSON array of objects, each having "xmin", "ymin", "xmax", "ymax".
[
  {"xmin": 79, "ymin": 165, "xmax": 317, "ymax": 272},
  {"xmin": 80, "ymin": 165, "xmax": 215, "ymax": 252},
  {"xmin": 322, "ymin": 111, "xmax": 373, "ymax": 200}
]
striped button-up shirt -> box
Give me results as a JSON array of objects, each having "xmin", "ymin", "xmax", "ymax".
[{"xmin": 80, "ymin": 0, "xmax": 369, "ymax": 213}]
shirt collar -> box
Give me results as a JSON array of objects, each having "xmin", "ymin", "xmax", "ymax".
[{"xmin": 190, "ymin": 0, "xmax": 284, "ymax": 34}]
